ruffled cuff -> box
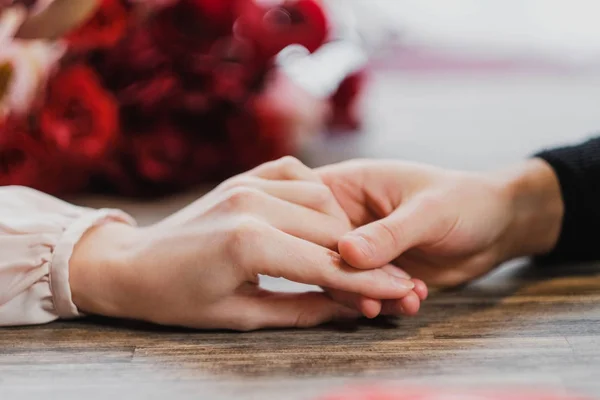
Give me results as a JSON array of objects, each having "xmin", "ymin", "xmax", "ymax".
[
  {"xmin": 0, "ymin": 186, "xmax": 135, "ymax": 326},
  {"xmin": 50, "ymin": 208, "xmax": 136, "ymax": 319}
]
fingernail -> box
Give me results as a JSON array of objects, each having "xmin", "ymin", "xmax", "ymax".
[
  {"xmin": 393, "ymin": 277, "xmax": 415, "ymax": 290},
  {"xmin": 347, "ymin": 233, "xmax": 374, "ymax": 260},
  {"xmin": 388, "ymin": 266, "xmax": 411, "ymax": 279}
]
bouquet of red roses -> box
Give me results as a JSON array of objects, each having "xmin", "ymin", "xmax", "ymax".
[{"xmin": 0, "ymin": 0, "xmax": 367, "ymax": 196}]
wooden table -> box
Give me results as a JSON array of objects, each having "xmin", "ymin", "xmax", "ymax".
[{"xmin": 3, "ymin": 71, "xmax": 600, "ymax": 400}]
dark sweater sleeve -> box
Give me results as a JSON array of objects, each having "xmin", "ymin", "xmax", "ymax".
[{"xmin": 535, "ymin": 136, "xmax": 600, "ymax": 263}]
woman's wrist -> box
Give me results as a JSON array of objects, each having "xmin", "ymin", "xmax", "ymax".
[
  {"xmin": 69, "ymin": 221, "xmax": 141, "ymax": 319},
  {"xmin": 496, "ymin": 158, "xmax": 564, "ymax": 261}
]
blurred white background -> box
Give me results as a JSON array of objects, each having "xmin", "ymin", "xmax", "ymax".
[
  {"xmin": 379, "ymin": 1, "xmax": 600, "ymax": 56},
  {"xmin": 302, "ymin": 1, "xmax": 600, "ymax": 172},
  {"xmin": 354, "ymin": 0, "xmax": 600, "ymax": 69}
]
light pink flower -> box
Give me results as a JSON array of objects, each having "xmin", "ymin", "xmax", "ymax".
[
  {"xmin": 0, "ymin": 6, "xmax": 26, "ymax": 43},
  {"xmin": 0, "ymin": 38, "xmax": 65, "ymax": 119}
]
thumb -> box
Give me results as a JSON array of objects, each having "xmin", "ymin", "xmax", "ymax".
[{"xmin": 339, "ymin": 197, "xmax": 440, "ymax": 269}]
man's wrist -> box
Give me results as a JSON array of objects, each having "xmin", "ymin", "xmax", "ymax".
[
  {"xmin": 496, "ymin": 158, "xmax": 564, "ymax": 260},
  {"xmin": 69, "ymin": 222, "xmax": 141, "ymax": 318}
]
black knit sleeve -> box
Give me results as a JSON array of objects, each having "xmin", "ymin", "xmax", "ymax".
[{"xmin": 535, "ymin": 136, "xmax": 600, "ymax": 263}]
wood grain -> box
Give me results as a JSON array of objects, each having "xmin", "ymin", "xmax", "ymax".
[
  {"xmin": 2, "ymin": 262, "xmax": 600, "ymax": 400},
  {"xmin": 4, "ymin": 71, "xmax": 600, "ymax": 400}
]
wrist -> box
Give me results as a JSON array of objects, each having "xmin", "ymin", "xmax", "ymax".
[
  {"xmin": 495, "ymin": 158, "xmax": 564, "ymax": 261},
  {"xmin": 69, "ymin": 221, "xmax": 141, "ymax": 318}
]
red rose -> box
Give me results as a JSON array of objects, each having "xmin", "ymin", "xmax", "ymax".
[
  {"xmin": 210, "ymin": 61, "xmax": 249, "ymax": 104},
  {"xmin": 66, "ymin": 0, "xmax": 130, "ymax": 51},
  {"xmin": 149, "ymin": 0, "xmax": 224, "ymax": 58},
  {"xmin": 209, "ymin": 36, "xmax": 261, "ymax": 99},
  {"xmin": 178, "ymin": 90, "xmax": 211, "ymax": 114},
  {"xmin": 102, "ymin": 123, "xmax": 227, "ymax": 196},
  {"xmin": 131, "ymin": 122, "xmax": 192, "ymax": 184},
  {"xmin": 227, "ymin": 108, "xmax": 294, "ymax": 172},
  {"xmin": 191, "ymin": 141, "xmax": 229, "ymax": 181},
  {"xmin": 0, "ymin": 119, "xmax": 46, "ymax": 189},
  {"xmin": 188, "ymin": 0, "xmax": 238, "ymax": 33},
  {"xmin": 104, "ymin": 121, "xmax": 228, "ymax": 196},
  {"xmin": 103, "ymin": 27, "xmax": 169, "ymax": 75},
  {"xmin": 0, "ymin": 118, "xmax": 88, "ymax": 195},
  {"xmin": 174, "ymin": 37, "xmax": 260, "ymax": 108},
  {"xmin": 118, "ymin": 70, "xmax": 181, "ymax": 114},
  {"xmin": 40, "ymin": 64, "xmax": 119, "ymax": 162},
  {"xmin": 328, "ymin": 71, "xmax": 367, "ymax": 132},
  {"xmin": 100, "ymin": 27, "xmax": 178, "ymax": 114},
  {"xmin": 235, "ymin": 0, "xmax": 329, "ymax": 62},
  {"xmin": 251, "ymin": 71, "xmax": 328, "ymax": 153}
]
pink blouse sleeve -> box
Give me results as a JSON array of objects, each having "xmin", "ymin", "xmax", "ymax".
[{"xmin": 0, "ymin": 186, "xmax": 135, "ymax": 326}]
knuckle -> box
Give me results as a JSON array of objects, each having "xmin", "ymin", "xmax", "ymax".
[
  {"xmin": 278, "ymin": 155, "xmax": 303, "ymax": 167},
  {"xmin": 374, "ymin": 219, "xmax": 402, "ymax": 249},
  {"xmin": 221, "ymin": 187, "xmax": 263, "ymax": 212},
  {"xmin": 220, "ymin": 176, "xmax": 254, "ymax": 191},
  {"xmin": 226, "ymin": 216, "xmax": 266, "ymax": 266},
  {"xmin": 312, "ymin": 184, "xmax": 335, "ymax": 205},
  {"xmin": 277, "ymin": 156, "xmax": 308, "ymax": 177},
  {"xmin": 306, "ymin": 184, "xmax": 351, "ymax": 225},
  {"xmin": 305, "ymin": 183, "xmax": 335, "ymax": 209}
]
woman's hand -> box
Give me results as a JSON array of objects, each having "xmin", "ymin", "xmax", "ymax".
[
  {"xmin": 69, "ymin": 157, "xmax": 419, "ymax": 331},
  {"xmin": 318, "ymin": 158, "xmax": 564, "ymax": 288}
]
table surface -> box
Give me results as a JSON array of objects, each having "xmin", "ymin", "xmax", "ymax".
[{"xmin": 3, "ymin": 70, "xmax": 600, "ymax": 400}]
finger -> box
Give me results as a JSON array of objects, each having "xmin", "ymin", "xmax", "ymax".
[
  {"xmin": 326, "ymin": 266, "xmax": 425, "ymax": 318},
  {"xmin": 380, "ymin": 264, "xmax": 428, "ymax": 300},
  {"xmin": 221, "ymin": 187, "xmax": 348, "ymax": 249},
  {"xmin": 381, "ymin": 265, "xmax": 424, "ymax": 315},
  {"xmin": 246, "ymin": 156, "xmax": 320, "ymax": 182},
  {"xmin": 382, "ymin": 264, "xmax": 411, "ymax": 279},
  {"xmin": 224, "ymin": 291, "xmax": 361, "ymax": 331},
  {"xmin": 358, "ymin": 297, "xmax": 383, "ymax": 319},
  {"xmin": 339, "ymin": 197, "xmax": 446, "ymax": 269},
  {"xmin": 243, "ymin": 224, "xmax": 416, "ymax": 300},
  {"xmin": 412, "ymin": 278, "xmax": 428, "ymax": 301},
  {"xmin": 324, "ymin": 264, "xmax": 414, "ymax": 318},
  {"xmin": 381, "ymin": 291, "xmax": 421, "ymax": 316},
  {"xmin": 326, "ymin": 288, "xmax": 382, "ymax": 319},
  {"xmin": 378, "ymin": 265, "xmax": 426, "ymax": 316},
  {"xmin": 224, "ymin": 176, "xmax": 348, "ymax": 220},
  {"xmin": 242, "ymin": 157, "xmax": 352, "ymax": 223}
]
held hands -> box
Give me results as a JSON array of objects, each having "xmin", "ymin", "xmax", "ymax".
[
  {"xmin": 70, "ymin": 156, "xmax": 563, "ymax": 331},
  {"xmin": 70, "ymin": 157, "xmax": 422, "ymax": 331}
]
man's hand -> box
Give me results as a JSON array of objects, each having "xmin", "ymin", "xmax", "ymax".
[{"xmin": 318, "ymin": 159, "xmax": 564, "ymax": 287}]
